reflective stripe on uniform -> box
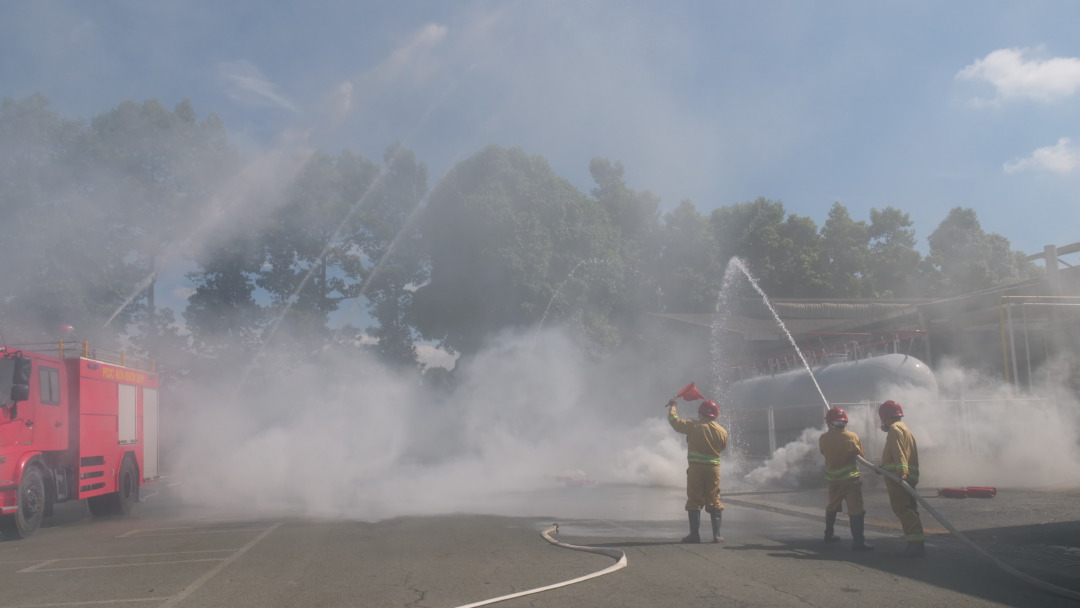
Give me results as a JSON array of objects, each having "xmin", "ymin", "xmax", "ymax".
[
  {"xmin": 687, "ymin": 450, "xmax": 720, "ymax": 465},
  {"xmin": 882, "ymin": 463, "xmax": 920, "ymax": 483},
  {"xmin": 824, "ymin": 462, "xmax": 859, "ymax": 482}
]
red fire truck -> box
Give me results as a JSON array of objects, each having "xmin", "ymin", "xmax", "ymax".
[{"xmin": 0, "ymin": 341, "xmax": 160, "ymax": 539}]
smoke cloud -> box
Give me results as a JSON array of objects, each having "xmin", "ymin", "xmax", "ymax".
[
  {"xmin": 168, "ymin": 313, "xmax": 1080, "ymax": 524},
  {"xmin": 736, "ymin": 356, "xmax": 1080, "ymax": 492},
  {"xmin": 169, "ymin": 327, "xmax": 694, "ymax": 521}
]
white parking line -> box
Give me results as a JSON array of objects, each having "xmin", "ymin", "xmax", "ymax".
[
  {"xmin": 18, "ymin": 551, "xmax": 233, "ymax": 573},
  {"xmin": 5, "ymin": 598, "xmax": 161, "ymax": 607},
  {"xmin": 4, "ymin": 523, "xmax": 281, "ymax": 608},
  {"xmin": 24, "ymin": 558, "xmax": 225, "ymax": 573},
  {"xmin": 117, "ymin": 525, "xmax": 274, "ymax": 538},
  {"xmin": 157, "ymin": 522, "xmax": 281, "ymax": 608}
]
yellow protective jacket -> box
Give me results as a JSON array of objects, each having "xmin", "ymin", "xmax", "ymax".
[
  {"xmin": 882, "ymin": 420, "xmax": 920, "ymax": 483},
  {"xmin": 668, "ymin": 408, "xmax": 728, "ymax": 465},
  {"xmin": 819, "ymin": 427, "xmax": 864, "ymax": 482}
]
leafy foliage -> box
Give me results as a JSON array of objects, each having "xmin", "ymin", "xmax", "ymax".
[
  {"xmin": 920, "ymin": 207, "xmax": 1039, "ymax": 296},
  {"xmin": 411, "ymin": 145, "xmax": 619, "ymax": 357},
  {"xmin": 0, "ymin": 94, "xmax": 1046, "ymax": 382}
]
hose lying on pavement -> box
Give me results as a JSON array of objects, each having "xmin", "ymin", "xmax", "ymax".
[
  {"xmin": 452, "ymin": 523, "xmax": 627, "ymax": 608},
  {"xmin": 856, "ymin": 455, "xmax": 1080, "ymax": 602}
]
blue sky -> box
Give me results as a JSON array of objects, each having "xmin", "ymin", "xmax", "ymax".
[{"xmin": 4, "ymin": 0, "xmax": 1080, "ymax": 268}]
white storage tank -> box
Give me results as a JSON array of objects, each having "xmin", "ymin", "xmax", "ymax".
[{"xmin": 726, "ymin": 353, "xmax": 937, "ymax": 457}]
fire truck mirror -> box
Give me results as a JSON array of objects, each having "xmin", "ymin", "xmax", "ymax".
[
  {"xmin": 12, "ymin": 357, "xmax": 30, "ymax": 386},
  {"xmin": 10, "ymin": 383, "xmax": 28, "ymax": 403},
  {"xmin": 9, "ymin": 357, "xmax": 30, "ymax": 404}
]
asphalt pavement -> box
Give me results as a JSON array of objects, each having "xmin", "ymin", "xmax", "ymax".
[
  {"xmin": 1, "ymin": 478, "xmax": 1077, "ymax": 607},
  {"xmin": 719, "ymin": 479, "xmax": 1080, "ymax": 597}
]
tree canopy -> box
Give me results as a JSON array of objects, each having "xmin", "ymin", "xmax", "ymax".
[{"xmin": 0, "ymin": 93, "xmax": 1043, "ymax": 389}]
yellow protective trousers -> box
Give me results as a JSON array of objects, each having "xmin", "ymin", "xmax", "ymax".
[
  {"xmin": 684, "ymin": 463, "xmax": 723, "ymax": 512},
  {"xmin": 826, "ymin": 477, "xmax": 865, "ymax": 516},
  {"xmin": 885, "ymin": 478, "xmax": 924, "ymax": 542}
]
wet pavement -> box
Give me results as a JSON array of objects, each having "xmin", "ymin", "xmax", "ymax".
[
  {"xmin": 494, "ymin": 472, "xmax": 1080, "ymax": 592},
  {"xmin": 503, "ymin": 477, "xmax": 1080, "ymax": 605},
  {"xmin": 701, "ymin": 480, "xmax": 1080, "ymax": 597},
  {"xmin": 9, "ymin": 478, "xmax": 1078, "ymax": 607}
]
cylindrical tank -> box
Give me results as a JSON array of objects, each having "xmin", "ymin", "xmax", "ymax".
[{"xmin": 726, "ymin": 353, "xmax": 937, "ymax": 457}]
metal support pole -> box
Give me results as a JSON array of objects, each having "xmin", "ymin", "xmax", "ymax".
[
  {"xmin": 1007, "ymin": 303, "xmax": 1019, "ymax": 390},
  {"xmin": 767, "ymin": 407, "xmax": 777, "ymax": 455}
]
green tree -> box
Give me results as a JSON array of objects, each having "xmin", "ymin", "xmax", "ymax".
[
  {"xmin": 818, "ymin": 202, "xmax": 869, "ymax": 297},
  {"xmin": 865, "ymin": 206, "xmax": 922, "ymax": 297},
  {"xmin": 78, "ymin": 98, "xmax": 238, "ymax": 352},
  {"xmin": 0, "ymin": 94, "xmax": 133, "ymax": 342},
  {"xmin": 656, "ymin": 200, "xmax": 718, "ymax": 313},
  {"xmin": 588, "ymin": 158, "xmax": 662, "ymax": 338},
  {"xmin": 711, "ymin": 198, "xmax": 826, "ymax": 297},
  {"xmin": 183, "ymin": 224, "xmax": 266, "ymax": 362},
  {"xmin": 357, "ymin": 144, "xmax": 429, "ymax": 370},
  {"xmin": 257, "ymin": 150, "xmax": 379, "ymax": 350},
  {"xmin": 411, "ymin": 145, "xmax": 619, "ymax": 358},
  {"xmin": 919, "ymin": 207, "xmax": 1039, "ymax": 296}
]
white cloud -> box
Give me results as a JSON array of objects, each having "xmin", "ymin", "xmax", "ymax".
[
  {"xmin": 957, "ymin": 47, "xmax": 1080, "ymax": 104},
  {"xmin": 1004, "ymin": 137, "xmax": 1078, "ymax": 174},
  {"xmin": 217, "ymin": 59, "xmax": 300, "ymax": 113}
]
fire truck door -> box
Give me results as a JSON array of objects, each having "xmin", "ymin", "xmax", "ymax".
[
  {"xmin": 31, "ymin": 364, "xmax": 68, "ymax": 451},
  {"xmin": 143, "ymin": 388, "xmax": 159, "ymax": 480}
]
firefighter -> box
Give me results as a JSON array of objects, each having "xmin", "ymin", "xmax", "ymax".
[
  {"xmin": 667, "ymin": 397, "xmax": 728, "ymax": 543},
  {"xmin": 819, "ymin": 407, "xmax": 873, "ymax": 551},
  {"xmin": 878, "ymin": 399, "xmax": 925, "ymax": 557}
]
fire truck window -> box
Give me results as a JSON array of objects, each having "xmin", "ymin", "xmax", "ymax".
[{"xmin": 39, "ymin": 366, "xmax": 61, "ymax": 405}]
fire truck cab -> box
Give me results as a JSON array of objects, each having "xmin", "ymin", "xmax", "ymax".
[{"xmin": 0, "ymin": 341, "xmax": 160, "ymax": 539}]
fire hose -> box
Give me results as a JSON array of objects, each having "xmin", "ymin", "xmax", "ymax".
[
  {"xmin": 452, "ymin": 523, "xmax": 627, "ymax": 608},
  {"xmin": 856, "ymin": 455, "xmax": 1080, "ymax": 602},
  {"xmin": 450, "ymin": 471, "xmax": 1079, "ymax": 606}
]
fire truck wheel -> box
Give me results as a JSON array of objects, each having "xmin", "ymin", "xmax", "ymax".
[
  {"xmin": 87, "ymin": 458, "xmax": 139, "ymax": 517},
  {"xmin": 0, "ymin": 465, "xmax": 46, "ymax": 539},
  {"xmin": 115, "ymin": 458, "xmax": 139, "ymax": 515}
]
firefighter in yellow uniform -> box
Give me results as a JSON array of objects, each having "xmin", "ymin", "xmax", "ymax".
[
  {"xmin": 878, "ymin": 399, "xmax": 925, "ymax": 557},
  {"xmin": 819, "ymin": 407, "xmax": 873, "ymax": 551},
  {"xmin": 667, "ymin": 398, "xmax": 728, "ymax": 543}
]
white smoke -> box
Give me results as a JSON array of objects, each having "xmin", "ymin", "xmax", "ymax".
[
  {"xmin": 732, "ymin": 355, "xmax": 1080, "ymax": 491},
  {"xmin": 907, "ymin": 357, "xmax": 1080, "ymax": 489},
  {"xmin": 170, "ymin": 326, "xmax": 692, "ymax": 521}
]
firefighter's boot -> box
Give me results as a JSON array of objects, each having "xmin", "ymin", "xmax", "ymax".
[
  {"xmin": 824, "ymin": 511, "xmax": 841, "ymax": 543},
  {"xmin": 899, "ymin": 541, "xmax": 926, "ymax": 558},
  {"xmin": 709, "ymin": 509, "xmax": 723, "ymax": 543},
  {"xmin": 681, "ymin": 510, "xmax": 701, "ymax": 543},
  {"xmin": 850, "ymin": 514, "xmax": 874, "ymax": 551}
]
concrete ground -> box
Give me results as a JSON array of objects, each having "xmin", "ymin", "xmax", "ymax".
[{"xmin": 721, "ymin": 479, "xmax": 1080, "ymax": 594}]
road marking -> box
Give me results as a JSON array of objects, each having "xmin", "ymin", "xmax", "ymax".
[
  {"xmin": 4, "ymin": 598, "xmax": 161, "ymax": 606},
  {"xmin": 6, "ymin": 525, "xmax": 282, "ymax": 607},
  {"xmin": 18, "ymin": 551, "xmax": 234, "ymax": 573},
  {"xmin": 24, "ymin": 558, "xmax": 225, "ymax": 572},
  {"xmin": 156, "ymin": 522, "xmax": 281, "ymax": 608},
  {"xmin": 117, "ymin": 526, "xmax": 274, "ymax": 538}
]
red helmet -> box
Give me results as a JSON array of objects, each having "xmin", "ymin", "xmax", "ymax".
[
  {"xmin": 878, "ymin": 400, "xmax": 904, "ymax": 419},
  {"xmin": 825, "ymin": 407, "xmax": 848, "ymax": 424},
  {"xmin": 698, "ymin": 400, "xmax": 719, "ymax": 419}
]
